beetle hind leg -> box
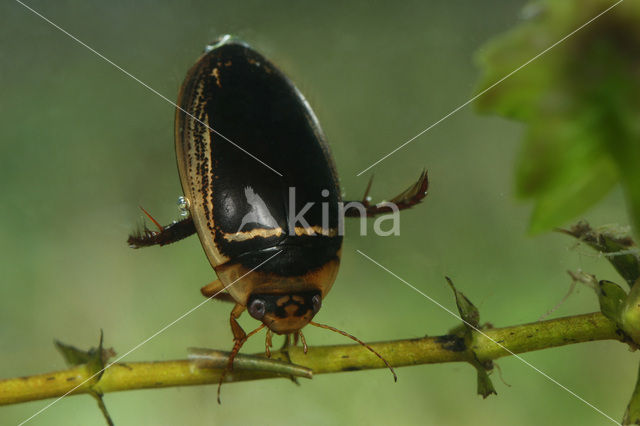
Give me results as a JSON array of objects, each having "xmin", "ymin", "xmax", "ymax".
[
  {"xmin": 344, "ymin": 169, "xmax": 429, "ymax": 217},
  {"xmin": 127, "ymin": 206, "xmax": 196, "ymax": 248}
]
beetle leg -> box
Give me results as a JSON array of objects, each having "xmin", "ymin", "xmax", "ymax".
[
  {"xmin": 279, "ymin": 333, "xmax": 291, "ymax": 351},
  {"xmin": 230, "ymin": 303, "xmax": 247, "ymax": 342},
  {"xmin": 200, "ymin": 279, "xmax": 236, "ymax": 303},
  {"xmin": 127, "ymin": 207, "xmax": 196, "ymax": 248},
  {"xmin": 298, "ymin": 330, "xmax": 308, "ymax": 354},
  {"xmin": 218, "ymin": 321, "xmax": 264, "ymax": 404},
  {"xmin": 343, "ymin": 170, "xmax": 429, "ymax": 217},
  {"xmin": 265, "ymin": 329, "xmax": 273, "ymax": 358},
  {"xmin": 278, "ymin": 334, "xmax": 300, "ymax": 385}
]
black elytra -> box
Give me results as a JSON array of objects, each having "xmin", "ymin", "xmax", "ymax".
[{"xmin": 175, "ymin": 35, "xmax": 343, "ymax": 278}]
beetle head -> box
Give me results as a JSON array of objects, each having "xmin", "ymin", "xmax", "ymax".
[{"xmin": 246, "ymin": 290, "xmax": 321, "ymax": 334}]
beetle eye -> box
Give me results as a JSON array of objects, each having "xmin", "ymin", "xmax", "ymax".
[
  {"xmin": 248, "ymin": 298, "xmax": 266, "ymax": 319},
  {"xmin": 311, "ymin": 294, "xmax": 322, "ymax": 314}
]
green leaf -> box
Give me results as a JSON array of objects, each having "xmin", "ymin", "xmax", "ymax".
[
  {"xmin": 621, "ymin": 278, "xmax": 640, "ymax": 345},
  {"xmin": 475, "ymin": 0, "xmax": 640, "ymax": 236},
  {"xmin": 597, "ymin": 280, "xmax": 627, "ymax": 322},
  {"xmin": 188, "ymin": 348, "xmax": 313, "ymax": 378},
  {"xmin": 54, "ymin": 332, "xmax": 115, "ymax": 426},
  {"xmin": 624, "ymin": 362, "xmax": 640, "ymax": 425},
  {"xmin": 55, "ymin": 331, "xmax": 111, "ymax": 372},
  {"xmin": 474, "ymin": 362, "xmax": 498, "ymax": 399},
  {"xmin": 446, "ymin": 277, "xmax": 480, "ymax": 328},
  {"xmin": 445, "ymin": 277, "xmax": 498, "ymax": 398}
]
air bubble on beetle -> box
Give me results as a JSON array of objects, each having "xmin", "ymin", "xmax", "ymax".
[{"xmin": 177, "ymin": 196, "xmax": 191, "ymax": 217}]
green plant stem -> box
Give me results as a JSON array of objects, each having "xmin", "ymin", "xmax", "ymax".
[
  {"xmin": 0, "ymin": 312, "xmax": 621, "ymax": 406},
  {"xmin": 624, "ymin": 361, "xmax": 640, "ymax": 424}
]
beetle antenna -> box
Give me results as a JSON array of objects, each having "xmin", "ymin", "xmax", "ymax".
[
  {"xmin": 309, "ymin": 321, "xmax": 397, "ymax": 382},
  {"xmin": 139, "ymin": 205, "xmax": 164, "ymax": 231},
  {"xmin": 217, "ymin": 323, "xmax": 265, "ymax": 404}
]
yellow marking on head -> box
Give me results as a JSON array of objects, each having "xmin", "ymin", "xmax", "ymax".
[
  {"xmin": 263, "ymin": 312, "xmax": 313, "ymax": 335},
  {"xmin": 284, "ymin": 305, "xmax": 298, "ymax": 316},
  {"xmin": 292, "ymin": 295, "xmax": 305, "ymax": 304},
  {"xmin": 276, "ymin": 295, "xmax": 291, "ymax": 307}
]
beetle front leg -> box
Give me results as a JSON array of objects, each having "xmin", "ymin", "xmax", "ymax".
[
  {"xmin": 219, "ymin": 303, "xmax": 263, "ymax": 403},
  {"xmin": 230, "ymin": 304, "xmax": 247, "ymax": 342}
]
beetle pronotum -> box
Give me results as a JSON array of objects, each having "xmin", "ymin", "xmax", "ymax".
[{"xmin": 128, "ymin": 35, "xmax": 428, "ymax": 402}]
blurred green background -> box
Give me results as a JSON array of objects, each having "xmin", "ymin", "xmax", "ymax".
[{"xmin": 0, "ymin": 1, "xmax": 634, "ymax": 425}]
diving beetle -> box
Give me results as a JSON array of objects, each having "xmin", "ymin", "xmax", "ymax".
[{"xmin": 128, "ymin": 35, "xmax": 428, "ymax": 401}]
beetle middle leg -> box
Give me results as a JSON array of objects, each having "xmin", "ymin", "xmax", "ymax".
[
  {"xmin": 343, "ymin": 170, "xmax": 429, "ymax": 217},
  {"xmin": 200, "ymin": 279, "xmax": 236, "ymax": 303}
]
